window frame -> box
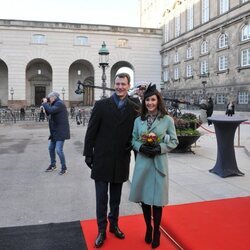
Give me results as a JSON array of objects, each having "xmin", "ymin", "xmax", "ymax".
[
  {"xmin": 201, "ymin": 40, "xmax": 209, "ymax": 54},
  {"xmin": 186, "ymin": 64, "xmax": 193, "ymax": 77},
  {"xmin": 238, "ymin": 92, "xmax": 249, "ymax": 104},
  {"xmin": 75, "ymin": 36, "xmax": 88, "ymax": 46},
  {"xmin": 216, "ymin": 93, "xmax": 225, "ymax": 104},
  {"xmin": 218, "ymin": 33, "xmax": 228, "ymax": 48},
  {"xmin": 201, "ymin": 0, "xmax": 209, "ymax": 24},
  {"xmin": 200, "ymin": 60, "xmax": 208, "ymax": 74},
  {"xmin": 174, "ymin": 67, "xmax": 180, "ymax": 80},
  {"xmin": 241, "ymin": 48, "xmax": 250, "ymax": 67},
  {"xmin": 32, "ymin": 34, "xmax": 46, "ymax": 44},
  {"xmin": 219, "ymin": 0, "xmax": 229, "ymax": 15},
  {"xmin": 186, "ymin": 46, "xmax": 193, "ymax": 59},
  {"xmin": 241, "ymin": 24, "xmax": 250, "ymax": 41},
  {"xmin": 218, "ymin": 55, "xmax": 228, "ymax": 71},
  {"xmin": 186, "ymin": 2, "xmax": 194, "ymax": 31}
]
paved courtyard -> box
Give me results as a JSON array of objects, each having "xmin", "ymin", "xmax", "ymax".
[{"xmin": 0, "ymin": 111, "xmax": 249, "ymax": 228}]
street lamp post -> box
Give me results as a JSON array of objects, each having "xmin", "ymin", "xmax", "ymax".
[
  {"xmin": 10, "ymin": 87, "xmax": 14, "ymax": 101},
  {"xmin": 201, "ymin": 80, "xmax": 207, "ymax": 98},
  {"xmin": 98, "ymin": 41, "xmax": 109, "ymax": 99},
  {"xmin": 61, "ymin": 87, "xmax": 65, "ymax": 101}
]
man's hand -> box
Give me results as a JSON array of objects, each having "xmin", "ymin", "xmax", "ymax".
[
  {"xmin": 42, "ymin": 98, "xmax": 48, "ymax": 103},
  {"xmin": 85, "ymin": 156, "xmax": 93, "ymax": 169}
]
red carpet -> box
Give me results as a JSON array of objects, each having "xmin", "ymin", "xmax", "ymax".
[
  {"xmin": 81, "ymin": 214, "xmax": 178, "ymax": 250},
  {"xmin": 162, "ymin": 197, "xmax": 250, "ymax": 250}
]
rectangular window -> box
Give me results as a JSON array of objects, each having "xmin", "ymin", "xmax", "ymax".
[
  {"xmin": 174, "ymin": 67, "xmax": 179, "ymax": 80},
  {"xmin": 163, "ymin": 55, "xmax": 169, "ymax": 66},
  {"xmin": 75, "ymin": 36, "xmax": 88, "ymax": 46},
  {"xmin": 186, "ymin": 47, "xmax": 192, "ymax": 59},
  {"xmin": 187, "ymin": 2, "xmax": 194, "ymax": 31},
  {"xmin": 163, "ymin": 69, "xmax": 169, "ymax": 82},
  {"xmin": 186, "ymin": 64, "xmax": 193, "ymax": 77},
  {"xmin": 238, "ymin": 92, "xmax": 249, "ymax": 104},
  {"xmin": 219, "ymin": 0, "xmax": 229, "ymax": 15},
  {"xmin": 175, "ymin": 14, "xmax": 181, "ymax": 37},
  {"xmin": 117, "ymin": 38, "xmax": 128, "ymax": 47},
  {"xmin": 175, "ymin": 52, "xmax": 179, "ymax": 63},
  {"xmin": 201, "ymin": 0, "xmax": 209, "ymax": 23},
  {"xmin": 218, "ymin": 55, "xmax": 228, "ymax": 71},
  {"xmin": 200, "ymin": 60, "xmax": 208, "ymax": 74},
  {"xmin": 241, "ymin": 49, "xmax": 250, "ymax": 66},
  {"xmin": 216, "ymin": 94, "xmax": 225, "ymax": 104},
  {"xmin": 32, "ymin": 34, "xmax": 46, "ymax": 44},
  {"xmin": 164, "ymin": 21, "xmax": 169, "ymax": 43}
]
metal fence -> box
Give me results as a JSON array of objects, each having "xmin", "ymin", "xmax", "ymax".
[{"xmin": 0, "ymin": 107, "xmax": 92, "ymax": 126}]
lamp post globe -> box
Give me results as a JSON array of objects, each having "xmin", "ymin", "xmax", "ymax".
[{"xmin": 98, "ymin": 41, "xmax": 109, "ymax": 99}]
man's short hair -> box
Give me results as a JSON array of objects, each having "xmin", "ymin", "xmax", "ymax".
[{"xmin": 115, "ymin": 73, "xmax": 131, "ymax": 84}]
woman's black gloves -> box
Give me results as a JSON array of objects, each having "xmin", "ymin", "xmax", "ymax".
[
  {"xmin": 139, "ymin": 144, "xmax": 161, "ymax": 157},
  {"xmin": 85, "ymin": 156, "xmax": 93, "ymax": 169}
]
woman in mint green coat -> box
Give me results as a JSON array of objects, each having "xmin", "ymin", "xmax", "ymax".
[{"xmin": 129, "ymin": 84, "xmax": 178, "ymax": 249}]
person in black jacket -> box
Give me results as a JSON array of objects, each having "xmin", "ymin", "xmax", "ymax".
[
  {"xmin": 206, "ymin": 97, "xmax": 214, "ymax": 125},
  {"xmin": 42, "ymin": 92, "xmax": 70, "ymax": 175},
  {"xmin": 83, "ymin": 73, "xmax": 138, "ymax": 248}
]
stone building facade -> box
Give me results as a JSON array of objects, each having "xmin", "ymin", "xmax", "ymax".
[
  {"xmin": 160, "ymin": 0, "xmax": 250, "ymax": 111},
  {"xmin": 0, "ymin": 20, "xmax": 162, "ymax": 108}
]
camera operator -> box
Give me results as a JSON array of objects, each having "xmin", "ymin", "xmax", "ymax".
[{"xmin": 42, "ymin": 91, "xmax": 70, "ymax": 175}]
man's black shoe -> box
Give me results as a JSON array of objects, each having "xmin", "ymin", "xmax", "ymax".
[
  {"xmin": 59, "ymin": 169, "xmax": 67, "ymax": 175},
  {"xmin": 45, "ymin": 165, "xmax": 56, "ymax": 172},
  {"xmin": 109, "ymin": 225, "xmax": 125, "ymax": 239},
  {"xmin": 95, "ymin": 232, "xmax": 106, "ymax": 248}
]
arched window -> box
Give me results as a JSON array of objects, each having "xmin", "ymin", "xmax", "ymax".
[
  {"xmin": 201, "ymin": 40, "xmax": 208, "ymax": 54},
  {"xmin": 241, "ymin": 24, "xmax": 250, "ymax": 41},
  {"xmin": 218, "ymin": 33, "xmax": 228, "ymax": 48}
]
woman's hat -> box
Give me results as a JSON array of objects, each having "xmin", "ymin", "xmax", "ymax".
[{"xmin": 143, "ymin": 83, "xmax": 157, "ymax": 99}]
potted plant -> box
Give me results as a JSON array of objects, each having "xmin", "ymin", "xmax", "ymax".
[{"xmin": 172, "ymin": 113, "xmax": 202, "ymax": 153}]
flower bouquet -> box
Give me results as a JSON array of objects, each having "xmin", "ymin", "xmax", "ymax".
[{"xmin": 140, "ymin": 132, "xmax": 160, "ymax": 146}]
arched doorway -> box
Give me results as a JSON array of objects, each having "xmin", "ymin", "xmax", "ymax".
[
  {"xmin": 26, "ymin": 59, "xmax": 52, "ymax": 106},
  {"xmin": 110, "ymin": 61, "xmax": 134, "ymax": 88},
  {"xmin": 0, "ymin": 59, "xmax": 8, "ymax": 107},
  {"xmin": 69, "ymin": 60, "xmax": 94, "ymax": 106}
]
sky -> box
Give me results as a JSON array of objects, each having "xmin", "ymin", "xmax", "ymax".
[{"xmin": 0, "ymin": 0, "xmax": 140, "ymax": 27}]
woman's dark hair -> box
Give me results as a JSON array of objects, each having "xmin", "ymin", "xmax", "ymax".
[{"xmin": 141, "ymin": 90, "xmax": 168, "ymax": 120}]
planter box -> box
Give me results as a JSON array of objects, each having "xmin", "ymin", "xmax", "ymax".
[{"xmin": 171, "ymin": 135, "xmax": 200, "ymax": 153}]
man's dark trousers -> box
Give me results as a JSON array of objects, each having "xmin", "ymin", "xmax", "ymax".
[{"xmin": 95, "ymin": 181, "xmax": 123, "ymax": 233}]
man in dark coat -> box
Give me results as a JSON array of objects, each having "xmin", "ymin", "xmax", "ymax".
[
  {"xmin": 83, "ymin": 73, "xmax": 138, "ymax": 248},
  {"xmin": 42, "ymin": 92, "xmax": 70, "ymax": 175}
]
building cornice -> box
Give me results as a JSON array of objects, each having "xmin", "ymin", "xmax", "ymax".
[{"xmin": 0, "ymin": 19, "xmax": 162, "ymax": 36}]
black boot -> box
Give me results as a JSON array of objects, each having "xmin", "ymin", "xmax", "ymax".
[
  {"xmin": 152, "ymin": 206, "xmax": 162, "ymax": 249},
  {"xmin": 141, "ymin": 202, "xmax": 152, "ymax": 244}
]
